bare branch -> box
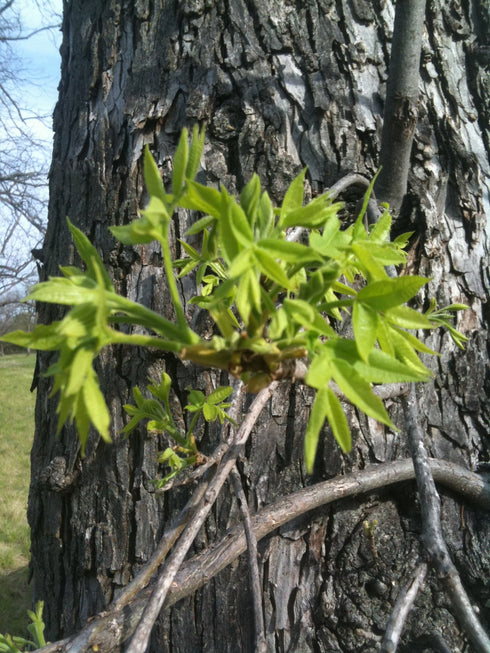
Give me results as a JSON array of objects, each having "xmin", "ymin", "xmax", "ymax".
[
  {"xmin": 125, "ymin": 382, "xmax": 279, "ymax": 653},
  {"xmin": 38, "ymin": 457, "xmax": 490, "ymax": 653},
  {"xmin": 0, "ymin": 23, "xmax": 59, "ymax": 41},
  {"xmin": 381, "ymin": 562, "xmax": 428, "ymax": 653},
  {"xmin": 231, "ymin": 465, "xmax": 266, "ymax": 653},
  {"xmin": 403, "ymin": 386, "xmax": 490, "ymax": 653},
  {"xmin": 375, "ymin": 0, "xmax": 427, "ymax": 212}
]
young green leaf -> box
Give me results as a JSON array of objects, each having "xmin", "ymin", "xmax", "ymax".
[
  {"xmin": 352, "ymin": 302, "xmax": 379, "ymax": 361},
  {"xmin": 184, "ymin": 180, "xmax": 223, "ymax": 218},
  {"xmin": 67, "ymin": 218, "xmax": 113, "ymax": 292},
  {"xmin": 172, "ymin": 127, "xmax": 189, "ymax": 196},
  {"xmin": 186, "ymin": 123, "xmax": 205, "ymax": 181},
  {"xmin": 356, "ymin": 276, "xmax": 429, "ymax": 311},
  {"xmin": 331, "ymin": 358, "xmax": 396, "ymax": 429},
  {"xmin": 279, "ymin": 168, "xmax": 306, "ymax": 224},
  {"xmin": 254, "ymin": 247, "xmax": 293, "ymax": 289},
  {"xmin": 143, "ymin": 145, "xmax": 168, "ymax": 204},
  {"xmin": 324, "ymin": 387, "xmax": 351, "ymax": 453},
  {"xmin": 240, "ymin": 174, "xmax": 261, "ymax": 227},
  {"xmin": 304, "ymin": 386, "xmax": 329, "ymax": 472},
  {"xmin": 207, "ymin": 386, "xmax": 234, "ymax": 404}
]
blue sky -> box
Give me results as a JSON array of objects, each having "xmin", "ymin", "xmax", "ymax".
[{"xmin": 14, "ymin": 0, "xmax": 62, "ymax": 143}]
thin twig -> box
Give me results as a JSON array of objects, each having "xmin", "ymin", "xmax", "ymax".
[
  {"xmin": 403, "ymin": 385, "xmax": 490, "ymax": 653},
  {"xmin": 125, "ymin": 382, "xmax": 279, "ymax": 653},
  {"xmin": 38, "ymin": 458, "xmax": 489, "ymax": 653},
  {"xmin": 230, "ymin": 465, "xmax": 266, "ymax": 653},
  {"xmin": 381, "ymin": 562, "xmax": 428, "ymax": 653},
  {"xmin": 286, "ymin": 172, "xmax": 374, "ymax": 243}
]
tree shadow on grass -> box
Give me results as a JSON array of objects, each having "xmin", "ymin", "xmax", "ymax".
[{"xmin": 0, "ymin": 565, "xmax": 31, "ymax": 636}]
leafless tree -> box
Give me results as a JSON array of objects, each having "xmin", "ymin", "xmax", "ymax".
[{"xmin": 0, "ymin": 0, "xmax": 59, "ymax": 304}]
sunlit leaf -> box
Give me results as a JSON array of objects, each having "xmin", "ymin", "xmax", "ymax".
[
  {"xmin": 324, "ymin": 388, "xmax": 351, "ymax": 453},
  {"xmin": 172, "ymin": 127, "xmax": 189, "ymax": 196},
  {"xmin": 186, "ymin": 124, "xmax": 205, "ymax": 181},
  {"xmin": 284, "ymin": 298, "xmax": 336, "ymax": 337},
  {"xmin": 207, "ymin": 386, "xmax": 234, "ymax": 404},
  {"xmin": 254, "ymin": 247, "xmax": 293, "ymax": 289},
  {"xmin": 331, "ymin": 358, "xmax": 396, "ymax": 428},
  {"xmin": 144, "ymin": 145, "xmax": 168, "ymax": 204},
  {"xmin": 352, "ymin": 302, "xmax": 379, "ymax": 361},
  {"xmin": 304, "ymin": 386, "xmax": 329, "ymax": 472},
  {"xmin": 184, "ymin": 180, "xmax": 223, "ymax": 218},
  {"xmin": 257, "ymin": 238, "xmax": 322, "ymax": 264},
  {"xmin": 279, "ymin": 168, "xmax": 306, "ymax": 224},
  {"xmin": 357, "ymin": 276, "xmax": 428, "ymax": 310},
  {"xmin": 386, "ymin": 305, "xmax": 433, "ymax": 329},
  {"xmin": 240, "ymin": 174, "xmax": 261, "ymax": 227}
]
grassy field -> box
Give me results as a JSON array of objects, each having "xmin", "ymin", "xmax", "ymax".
[{"xmin": 0, "ymin": 353, "xmax": 36, "ymax": 637}]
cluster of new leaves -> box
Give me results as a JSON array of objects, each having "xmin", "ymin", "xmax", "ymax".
[
  {"xmin": 0, "ymin": 601, "xmax": 46, "ymax": 653},
  {"xmin": 121, "ymin": 371, "xmax": 234, "ymax": 486},
  {"xmin": 0, "ymin": 126, "xmax": 466, "ymax": 471}
]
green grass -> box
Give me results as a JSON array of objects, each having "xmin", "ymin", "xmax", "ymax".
[{"xmin": 0, "ymin": 353, "xmax": 36, "ymax": 637}]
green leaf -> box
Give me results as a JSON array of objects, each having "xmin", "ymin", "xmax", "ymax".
[
  {"xmin": 388, "ymin": 326, "xmax": 438, "ymax": 356},
  {"xmin": 354, "ymin": 242, "xmax": 407, "ymax": 266},
  {"xmin": 331, "ymin": 358, "xmax": 395, "ymax": 428},
  {"xmin": 28, "ymin": 277, "xmax": 97, "ymax": 305},
  {"xmin": 385, "ymin": 305, "xmax": 434, "ymax": 329},
  {"xmin": 350, "ymin": 244, "xmax": 388, "ymax": 281},
  {"xmin": 353, "ymin": 347, "xmax": 432, "ymax": 383},
  {"xmin": 186, "ymin": 215, "xmax": 216, "ymax": 235},
  {"xmin": 386, "ymin": 326, "xmax": 433, "ymax": 377},
  {"xmin": 282, "ymin": 198, "xmax": 343, "ymax": 229},
  {"xmin": 352, "ymin": 170, "xmax": 379, "ymax": 238},
  {"xmin": 67, "ymin": 218, "xmax": 113, "ymax": 291},
  {"xmin": 203, "ymin": 403, "xmax": 219, "ymax": 421},
  {"xmin": 304, "ymin": 386, "xmax": 329, "ymax": 472},
  {"xmin": 186, "ymin": 124, "xmax": 205, "ymax": 181},
  {"xmin": 144, "ymin": 145, "xmax": 167, "ymax": 204},
  {"xmin": 257, "ymin": 238, "xmax": 322, "ymax": 264},
  {"xmin": 284, "ymin": 298, "xmax": 336, "ymax": 337},
  {"xmin": 280, "ymin": 168, "xmax": 306, "ymax": 223},
  {"xmin": 82, "ymin": 368, "xmax": 111, "ymax": 444},
  {"xmin": 110, "ymin": 220, "xmax": 154, "ymax": 245},
  {"xmin": 236, "ymin": 269, "xmax": 260, "ymax": 324},
  {"xmin": 207, "ymin": 386, "xmax": 234, "ymax": 404},
  {"xmin": 172, "ymin": 127, "xmax": 189, "ymax": 196},
  {"xmin": 256, "ymin": 191, "xmax": 274, "ymax": 237},
  {"xmin": 305, "ymin": 350, "xmax": 332, "ymax": 389},
  {"xmin": 240, "ymin": 174, "xmax": 261, "ymax": 227},
  {"xmin": 254, "ymin": 247, "xmax": 293, "ymax": 289},
  {"xmin": 0, "ymin": 323, "xmax": 64, "ymax": 350},
  {"xmin": 184, "ymin": 180, "xmax": 223, "ymax": 218},
  {"xmin": 368, "ymin": 207, "xmax": 392, "ymax": 242},
  {"xmin": 324, "ymin": 388, "xmax": 351, "ymax": 453},
  {"xmin": 356, "ymin": 276, "xmax": 428, "ymax": 311},
  {"xmin": 352, "ymin": 302, "xmax": 379, "ymax": 361},
  {"xmin": 219, "ymin": 197, "xmax": 253, "ymax": 263},
  {"xmin": 228, "ymin": 248, "xmax": 254, "ymax": 278}
]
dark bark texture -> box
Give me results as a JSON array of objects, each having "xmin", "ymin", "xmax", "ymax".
[{"xmin": 31, "ymin": 0, "xmax": 489, "ymax": 651}]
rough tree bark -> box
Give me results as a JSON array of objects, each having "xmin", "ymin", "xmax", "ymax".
[{"xmin": 30, "ymin": 1, "xmax": 489, "ymax": 651}]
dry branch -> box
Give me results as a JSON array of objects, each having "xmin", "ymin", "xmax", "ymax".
[
  {"xmin": 381, "ymin": 562, "xmax": 428, "ymax": 653},
  {"xmin": 125, "ymin": 382, "xmax": 279, "ymax": 653},
  {"xmin": 403, "ymin": 386, "xmax": 490, "ymax": 653},
  {"xmin": 38, "ymin": 457, "xmax": 489, "ymax": 653}
]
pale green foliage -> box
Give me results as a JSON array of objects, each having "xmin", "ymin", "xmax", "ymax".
[
  {"xmin": 120, "ymin": 371, "xmax": 235, "ymax": 485},
  {"xmin": 0, "ymin": 126, "xmax": 467, "ymax": 470},
  {"xmin": 0, "ymin": 601, "xmax": 46, "ymax": 652}
]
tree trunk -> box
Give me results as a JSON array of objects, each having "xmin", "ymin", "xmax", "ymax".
[{"xmin": 30, "ymin": 0, "xmax": 489, "ymax": 651}]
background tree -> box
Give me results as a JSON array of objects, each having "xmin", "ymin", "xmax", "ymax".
[
  {"xmin": 28, "ymin": 1, "xmax": 489, "ymax": 651},
  {"xmin": 0, "ymin": 0, "xmax": 59, "ymax": 314}
]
